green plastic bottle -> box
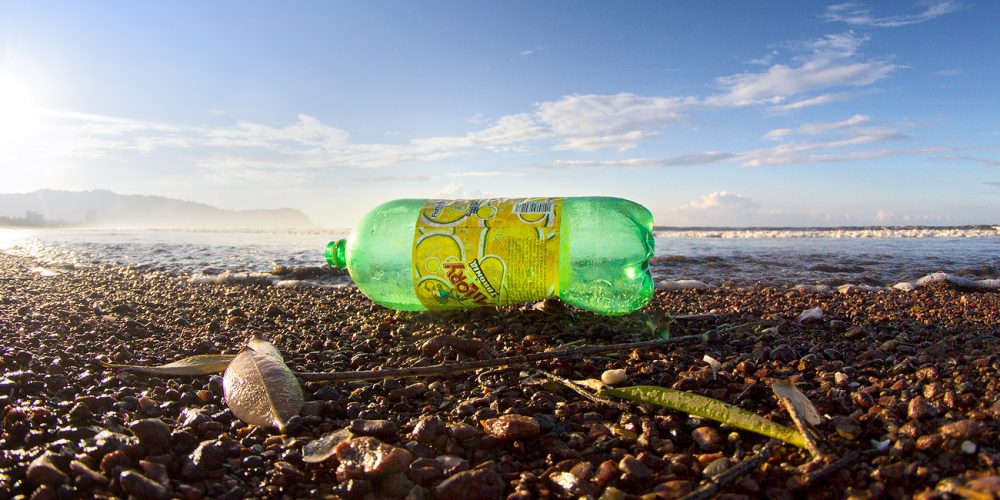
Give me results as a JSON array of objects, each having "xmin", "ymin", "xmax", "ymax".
[{"xmin": 326, "ymin": 197, "xmax": 654, "ymax": 315}]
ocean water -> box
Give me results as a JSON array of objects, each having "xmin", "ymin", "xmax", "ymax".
[{"xmin": 1, "ymin": 226, "xmax": 998, "ymax": 287}]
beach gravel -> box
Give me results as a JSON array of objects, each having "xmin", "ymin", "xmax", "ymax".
[{"xmin": 2, "ymin": 252, "xmax": 1000, "ymax": 498}]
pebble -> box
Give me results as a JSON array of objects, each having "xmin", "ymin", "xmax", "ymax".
[
  {"xmin": 129, "ymin": 418, "xmax": 172, "ymax": 453},
  {"xmin": 691, "ymin": 426, "xmax": 723, "ymax": 452},
  {"xmin": 481, "ymin": 414, "xmax": 541, "ymax": 441},
  {"xmin": 907, "ymin": 396, "xmax": 936, "ymax": 420},
  {"xmin": 703, "ymin": 457, "xmax": 732, "ymax": 477},
  {"xmin": 834, "ymin": 372, "xmax": 849, "ymax": 385},
  {"xmin": 961, "ymin": 440, "xmax": 978, "ymax": 454},
  {"xmin": 185, "ymin": 439, "xmax": 229, "ymax": 478},
  {"xmin": 312, "ymin": 385, "xmax": 341, "ymax": 401},
  {"xmin": 433, "ymin": 468, "xmax": 505, "ymax": 500},
  {"xmin": 412, "ymin": 416, "xmax": 446, "ymax": 444},
  {"xmin": 27, "ymin": 453, "xmax": 68, "ymax": 486},
  {"xmin": 834, "ymin": 417, "xmax": 862, "ymax": 440},
  {"xmin": 120, "ymin": 470, "xmax": 170, "ymax": 500},
  {"xmin": 349, "ymin": 419, "xmax": 398, "ymax": 439},
  {"xmin": 618, "ymin": 455, "xmax": 652, "ymax": 481},
  {"xmin": 601, "ymin": 369, "xmax": 628, "ymax": 386},
  {"xmin": 940, "ymin": 420, "xmax": 984, "ymax": 440},
  {"xmin": 69, "ymin": 460, "xmax": 109, "ymax": 486},
  {"xmin": 334, "ymin": 436, "xmax": 413, "ymax": 479},
  {"xmin": 654, "ymin": 480, "xmax": 694, "ymax": 498}
]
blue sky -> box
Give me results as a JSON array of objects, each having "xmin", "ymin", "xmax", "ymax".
[{"xmin": 1, "ymin": 0, "xmax": 998, "ymax": 227}]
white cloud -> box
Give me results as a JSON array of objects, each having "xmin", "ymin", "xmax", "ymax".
[
  {"xmin": 769, "ymin": 92, "xmax": 854, "ymax": 112},
  {"xmin": 936, "ymin": 68, "xmax": 962, "ymax": 77},
  {"xmin": 543, "ymin": 152, "xmax": 734, "ymax": 169},
  {"xmin": 706, "ymin": 32, "xmax": 895, "ymax": 107},
  {"xmin": 354, "ymin": 175, "xmax": 434, "ymax": 183},
  {"xmin": 822, "ymin": 1, "xmax": 962, "ymax": 28},
  {"xmin": 447, "ymin": 171, "xmax": 526, "ymax": 177},
  {"xmin": 764, "ymin": 114, "xmax": 871, "ymax": 140},
  {"xmin": 519, "ymin": 46, "xmax": 544, "ymax": 57},
  {"xmin": 679, "ymin": 191, "xmax": 760, "ymax": 211},
  {"xmin": 433, "ymin": 183, "xmax": 490, "ymax": 199},
  {"xmin": 936, "ymin": 155, "xmax": 1000, "ymax": 167}
]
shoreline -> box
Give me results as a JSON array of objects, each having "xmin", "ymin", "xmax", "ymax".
[{"xmin": 2, "ymin": 252, "xmax": 999, "ymax": 498}]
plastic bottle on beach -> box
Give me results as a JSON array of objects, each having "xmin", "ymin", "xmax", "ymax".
[{"xmin": 326, "ymin": 197, "xmax": 654, "ymax": 315}]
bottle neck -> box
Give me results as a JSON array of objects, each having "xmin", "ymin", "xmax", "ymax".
[{"xmin": 325, "ymin": 239, "xmax": 347, "ymax": 269}]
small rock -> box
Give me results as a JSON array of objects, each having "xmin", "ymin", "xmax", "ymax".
[
  {"xmin": 312, "ymin": 385, "xmax": 341, "ymax": 401},
  {"xmin": 834, "ymin": 372, "xmax": 849, "ymax": 386},
  {"xmin": 334, "ymin": 436, "xmax": 413, "ymax": 479},
  {"xmin": 962, "ymin": 440, "xmax": 978, "ymax": 454},
  {"xmin": 691, "ymin": 426, "xmax": 723, "ymax": 452},
  {"xmin": 481, "ymin": 414, "xmax": 540, "ymax": 441},
  {"xmin": 69, "ymin": 460, "xmax": 110, "ymax": 486},
  {"xmin": 703, "ymin": 457, "xmax": 732, "ymax": 477},
  {"xmin": 185, "ymin": 440, "xmax": 228, "ymax": 478},
  {"xmin": 120, "ymin": 470, "xmax": 170, "ymax": 500},
  {"xmin": 618, "ymin": 455, "xmax": 652, "ymax": 481},
  {"xmin": 27, "ymin": 453, "xmax": 68, "ymax": 486},
  {"xmin": 941, "ymin": 420, "xmax": 984, "ymax": 440},
  {"xmin": 433, "ymin": 468, "xmax": 505, "ymax": 500},
  {"xmin": 349, "ymin": 419, "xmax": 398, "ymax": 439},
  {"xmin": 834, "ymin": 417, "xmax": 862, "ymax": 440},
  {"xmin": 654, "ymin": 480, "xmax": 693, "ymax": 498},
  {"xmin": 412, "ymin": 416, "xmax": 446, "ymax": 444},
  {"xmin": 67, "ymin": 403, "xmax": 94, "ymax": 424},
  {"xmin": 907, "ymin": 396, "xmax": 936, "ymax": 421},
  {"xmin": 130, "ymin": 418, "xmax": 172, "ymax": 453},
  {"xmin": 601, "ymin": 369, "xmax": 628, "ymax": 386}
]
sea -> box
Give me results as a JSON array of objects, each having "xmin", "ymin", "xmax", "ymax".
[{"xmin": 1, "ymin": 226, "xmax": 999, "ymax": 288}]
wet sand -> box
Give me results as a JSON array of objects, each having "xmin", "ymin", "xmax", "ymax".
[{"xmin": 2, "ymin": 252, "xmax": 999, "ymax": 499}]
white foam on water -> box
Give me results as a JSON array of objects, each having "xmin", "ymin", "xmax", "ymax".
[
  {"xmin": 792, "ymin": 284, "xmax": 833, "ymax": 294},
  {"xmin": 189, "ymin": 271, "xmax": 276, "ymax": 286},
  {"xmin": 656, "ymin": 279, "xmax": 716, "ymax": 290},
  {"xmin": 655, "ymin": 226, "xmax": 1000, "ymax": 239},
  {"xmin": 891, "ymin": 272, "xmax": 1000, "ymax": 291}
]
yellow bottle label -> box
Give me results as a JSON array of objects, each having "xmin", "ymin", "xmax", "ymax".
[{"xmin": 412, "ymin": 198, "xmax": 562, "ymax": 309}]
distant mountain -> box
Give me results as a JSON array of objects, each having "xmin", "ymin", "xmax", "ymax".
[{"xmin": 0, "ymin": 189, "xmax": 313, "ymax": 229}]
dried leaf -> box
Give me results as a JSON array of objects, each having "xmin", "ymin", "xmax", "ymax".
[
  {"xmin": 99, "ymin": 354, "xmax": 236, "ymax": 376},
  {"xmin": 601, "ymin": 385, "xmax": 807, "ymax": 449},
  {"xmin": 223, "ymin": 345, "xmax": 303, "ymax": 431},
  {"xmin": 772, "ymin": 380, "xmax": 821, "ymax": 426},
  {"xmin": 248, "ymin": 335, "xmax": 284, "ymax": 361},
  {"xmin": 302, "ymin": 429, "xmax": 356, "ymax": 463}
]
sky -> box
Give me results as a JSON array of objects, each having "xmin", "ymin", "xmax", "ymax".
[{"xmin": 1, "ymin": 1, "xmax": 998, "ymax": 227}]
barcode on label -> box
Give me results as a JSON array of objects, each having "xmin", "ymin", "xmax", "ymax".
[{"xmin": 513, "ymin": 201, "xmax": 554, "ymax": 214}]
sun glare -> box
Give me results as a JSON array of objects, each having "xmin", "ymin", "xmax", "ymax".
[{"xmin": 0, "ymin": 74, "xmax": 40, "ymax": 141}]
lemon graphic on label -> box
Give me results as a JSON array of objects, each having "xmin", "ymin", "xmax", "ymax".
[
  {"xmin": 475, "ymin": 205, "xmax": 498, "ymax": 220},
  {"xmin": 476, "ymin": 255, "xmax": 507, "ymax": 297},
  {"xmin": 414, "ymin": 231, "xmax": 464, "ymax": 276}
]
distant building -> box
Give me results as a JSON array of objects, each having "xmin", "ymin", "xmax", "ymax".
[{"xmin": 25, "ymin": 210, "xmax": 44, "ymax": 223}]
